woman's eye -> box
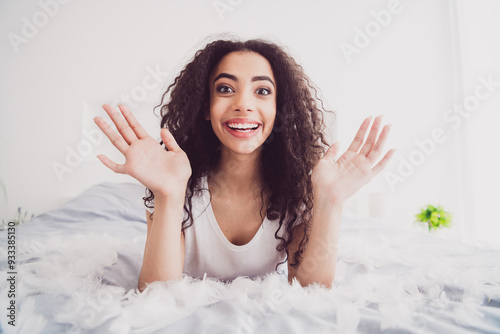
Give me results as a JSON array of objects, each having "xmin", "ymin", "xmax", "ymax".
[
  {"xmin": 217, "ymin": 85, "xmax": 234, "ymax": 93},
  {"xmin": 256, "ymin": 88, "xmax": 271, "ymax": 95}
]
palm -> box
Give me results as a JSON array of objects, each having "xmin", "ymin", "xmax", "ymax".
[
  {"xmin": 126, "ymin": 138, "xmax": 190, "ymax": 188},
  {"xmin": 312, "ymin": 116, "xmax": 395, "ymax": 204},
  {"xmin": 94, "ymin": 104, "xmax": 191, "ymax": 198}
]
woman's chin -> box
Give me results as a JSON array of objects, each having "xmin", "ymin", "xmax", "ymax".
[{"xmin": 222, "ymin": 140, "xmax": 265, "ymax": 156}]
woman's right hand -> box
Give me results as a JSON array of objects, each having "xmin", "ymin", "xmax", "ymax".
[{"xmin": 94, "ymin": 104, "xmax": 192, "ymax": 199}]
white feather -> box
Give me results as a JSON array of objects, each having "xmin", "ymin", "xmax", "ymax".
[{"xmin": 1, "ymin": 219, "xmax": 500, "ymax": 333}]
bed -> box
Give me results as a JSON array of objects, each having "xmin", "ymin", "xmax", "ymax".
[{"xmin": 1, "ymin": 182, "xmax": 499, "ymax": 334}]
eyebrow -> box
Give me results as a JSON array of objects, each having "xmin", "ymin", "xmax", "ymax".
[{"xmin": 213, "ymin": 73, "xmax": 276, "ymax": 88}]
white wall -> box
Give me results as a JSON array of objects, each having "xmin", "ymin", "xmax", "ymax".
[{"xmin": 1, "ymin": 0, "xmax": 499, "ymax": 244}]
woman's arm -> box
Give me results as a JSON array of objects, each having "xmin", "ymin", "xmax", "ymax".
[
  {"xmin": 289, "ymin": 201, "xmax": 342, "ymax": 288},
  {"xmin": 138, "ymin": 193, "xmax": 186, "ymax": 291},
  {"xmin": 289, "ymin": 115, "xmax": 394, "ymax": 287},
  {"xmin": 93, "ymin": 104, "xmax": 191, "ymax": 291}
]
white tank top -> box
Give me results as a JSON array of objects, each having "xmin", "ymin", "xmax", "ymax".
[{"xmin": 145, "ymin": 175, "xmax": 289, "ymax": 281}]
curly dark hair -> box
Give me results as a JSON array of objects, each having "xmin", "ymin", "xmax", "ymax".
[{"xmin": 143, "ymin": 37, "xmax": 332, "ymax": 269}]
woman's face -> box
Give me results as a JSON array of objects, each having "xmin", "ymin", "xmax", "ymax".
[{"xmin": 208, "ymin": 51, "xmax": 277, "ymax": 156}]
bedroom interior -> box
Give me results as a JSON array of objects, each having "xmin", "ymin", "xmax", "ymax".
[{"xmin": 1, "ymin": 0, "xmax": 499, "ymax": 333}]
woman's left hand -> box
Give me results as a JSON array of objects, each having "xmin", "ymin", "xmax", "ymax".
[{"xmin": 311, "ymin": 115, "xmax": 395, "ymax": 206}]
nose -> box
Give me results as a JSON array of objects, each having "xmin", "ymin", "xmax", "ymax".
[{"xmin": 233, "ymin": 89, "xmax": 254, "ymax": 112}]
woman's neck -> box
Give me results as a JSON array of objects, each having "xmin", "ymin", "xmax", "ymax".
[{"xmin": 208, "ymin": 147, "xmax": 264, "ymax": 198}]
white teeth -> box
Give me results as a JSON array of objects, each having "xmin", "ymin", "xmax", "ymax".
[{"xmin": 227, "ymin": 123, "xmax": 259, "ymax": 130}]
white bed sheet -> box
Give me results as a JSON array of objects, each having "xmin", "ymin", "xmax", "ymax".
[{"xmin": 0, "ymin": 182, "xmax": 499, "ymax": 333}]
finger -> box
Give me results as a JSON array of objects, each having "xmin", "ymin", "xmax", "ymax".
[
  {"xmin": 371, "ymin": 149, "xmax": 396, "ymax": 175},
  {"xmin": 359, "ymin": 115, "xmax": 383, "ymax": 156},
  {"xmin": 94, "ymin": 116, "xmax": 128, "ymax": 154},
  {"xmin": 102, "ymin": 104, "xmax": 138, "ymax": 145},
  {"xmin": 367, "ymin": 123, "xmax": 392, "ymax": 164},
  {"xmin": 118, "ymin": 104, "xmax": 149, "ymax": 139},
  {"xmin": 160, "ymin": 128, "xmax": 181, "ymax": 152},
  {"xmin": 347, "ymin": 117, "xmax": 372, "ymax": 153},
  {"xmin": 96, "ymin": 154, "xmax": 126, "ymax": 174},
  {"xmin": 323, "ymin": 142, "xmax": 340, "ymax": 162}
]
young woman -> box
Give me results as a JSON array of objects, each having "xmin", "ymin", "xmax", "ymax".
[{"xmin": 93, "ymin": 38, "xmax": 394, "ymax": 291}]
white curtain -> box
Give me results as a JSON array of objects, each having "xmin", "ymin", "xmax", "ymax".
[{"xmin": 452, "ymin": 0, "xmax": 500, "ymax": 244}]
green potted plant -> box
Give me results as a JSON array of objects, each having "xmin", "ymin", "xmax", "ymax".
[{"xmin": 415, "ymin": 204, "xmax": 452, "ymax": 231}]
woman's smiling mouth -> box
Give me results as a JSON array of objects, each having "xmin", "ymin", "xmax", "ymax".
[{"xmin": 224, "ymin": 119, "xmax": 262, "ymax": 138}]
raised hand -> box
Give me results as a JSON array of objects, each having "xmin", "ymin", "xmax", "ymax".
[
  {"xmin": 311, "ymin": 115, "xmax": 395, "ymax": 206},
  {"xmin": 94, "ymin": 104, "xmax": 191, "ymax": 198}
]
